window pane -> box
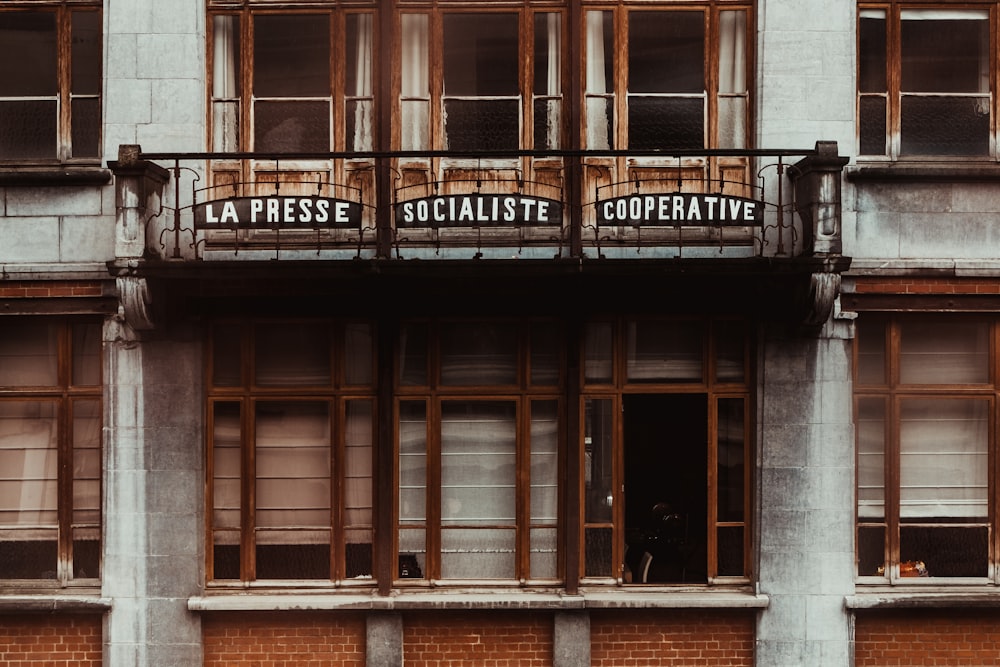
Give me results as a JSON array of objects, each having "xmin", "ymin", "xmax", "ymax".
[
  {"xmin": 71, "ymin": 97, "xmax": 101, "ymax": 159},
  {"xmin": 345, "ymin": 400, "xmax": 373, "ymax": 578},
  {"xmin": 345, "ymin": 14, "xmax": 373, "ymax": 153},
  {"xmin": 584, "ymin": 11, "xmax": 614, "ymax": 150},
  {"xmin": 584, "ymin": 399, "xmax": 614, "ymax": 525},
  {"xmin": 530, "ymin": 401, "xmax": 559, "ymax": 524},
  {"xmin": 530, "ymin": 323, "xmax": 560, "ymax": 386},
  {"xmin": 399, "ymin": 401, "xmax": 426, "ymax": 525},
  {"xmin": 900, "ymin": 399, "xmax": 987, "ymax": 520},
  {"xmin": 715, "ymin": 320, "xmax": 746, "ymax": 383},
  {"xmin": 717, "ymin": 526, "xmax": 743, "ymax": 577},
  {"xmin": 858, "ymin": 12, "xmax": 886, "ymax": 93},
  {"xmin": 859, "ymin": 96, "xmax": 887, "ymax": 156},
  {"xmin": 254, "ymin": 100, "xmax": 330, "ymax": 153},
  {"xmin": 0, "ymin": 401, "xmax": 58, "ymax": 528},
  {"xmin": 628, "ymin": 97, "xmax": 703, "ymax": 150},
  {"xmin": 584, "ymin": 322, "xmax": 613, "ymax": 384},
  {"xmin": 444, "ymin": 99, "xmax": 519, "ymax": 152},
  {"xmin": 0, "ymin": 322, "xmax": 58, "ymax": 387},
  {"xmin": 717, "ymin": 398, "xmax": 744, "ymax": 523},
  {"xmin": 628, "ymin": 12, "xmax": 703, "ymax": 94},
  {"xmin": 533, "ymin": 13, "xmax": 561, "ymax": 151},
  {"xmin": 856, "ymin": 398, "xmax": 885, "ymax": 521},
  {"xmin": 856, "ymin": 317, "xmax": 886, "ymax": 385},
  {"xmin": 899, "ymin": 320, "xmax": 988, "ymax": 384},
  {"xmin": 439, "ymin": 323, "xmax": 517, "ymax": 386},
  {"xmin": 901, "ymin": 12, "xmax": 988, "ymax": 94},
  {"xmin": 534, "ymin": 98, "xmax": 561, "ymax": 151},
  {"xmin": 530, "ymin": 527, "xmax": 558, "ymax": 579},
  {"xmin": 401, "ymin": 14, "xmax": 429, "ymax": 151},
  {"xmin": 0, "ymin": 100, "xmax": 57, "ymax": 160},
  {"xmin": 441, "ymin": 527, "xmax": 515, "ymax": 579},
  {"xmin": 0, "ymin": 12, "xmax": 56, "ymax": 96},
  {"xmin": 900, "ymin": 96, "xmax": 989, "ymax": 157},
  {"xmin": 211, "ymin": 402, "xmax": 242, "ymax": 578},
  {"xmin": 440, "ymin": 402, "xmax": 516, "ymax": 526},
  {"xmin": 626, "ymin": 320, "xmax": 704, "ymax": 383},
  {"xmin": 900, "ymin": 525, "xmax": 987, "ymax": 578},
  {"xmin": 443, "ymin": 14, "xmax": 518, "ymax": 96},
  {"xmin": 254, "ymin": 323, "xmax": 331, "ymax": 386},
  {"xmin": 72, "ymin": 400, "xmax": 101, "ymax": 526},
  {"xmin": 344, "ymin": 322, "xmax": 373, "ymax": 385},
  {"xmin": 400, "ymin": 324, "xmax": 428, "ymax": 386},
  {"xmin": 212, "ymin": 324, "xmax": 242, "ymax": 387},
  {"xmin": 253, "ymin": 15, "xmax": 330, "ymax": 97},
  {"xmin": 72, "ymin": 322, "xmax": 102, "ymax": 386},
  {"xmin": 71, "ymin": 11, "xmax": 102, "ymax": 95}
]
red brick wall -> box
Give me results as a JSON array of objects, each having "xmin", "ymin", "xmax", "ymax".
[
  {"xmin": 0, "ymin": 615, "xmax": 102, "ymax": 666},
  {"xmin": 852, "ymin": 277, "xmax": 1000, "ymax": 295},
  {"xmin": 591, "ymin": 610, "xmax": 755, "ymax": 667},
  {"xmin": 403, "ymin": 611, "xmax": 553, "ymax": 667},
  {"xmin": 203, "ymin": 612, "xmax": 365, "ymax": 666},
  {"xmin": 0, "ymin": 280, "xmax": 105, "ymax": 299},
  {"xmin": 856, "ymin": 610, "xmax": 1000, "ymax": 666}
]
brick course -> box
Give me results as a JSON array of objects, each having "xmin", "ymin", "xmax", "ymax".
[
  {"xmin": 0, "ymin": 280, "xmax": 105, "ymax": 299},
  {"xmin": 591, "ymin": 610, "xmax": 755, "ymax": 667},
  {"xmin": 0, "ymin": 615, "xmax": 102, "ymax": 667},
  {"xmin": 852, "ymin": 277, "xmax": 1000, "ymax": 295},
  {"xmin": 856, "ymin": 610, "xmax": 1000, "ymax": 666},
  {"xmin": 203, "ymin": 612, "xmax": 366, "ymax": 666},
  {"xmin": 403, "ymin": 611, "xmax": 553, "ymax": 667}
]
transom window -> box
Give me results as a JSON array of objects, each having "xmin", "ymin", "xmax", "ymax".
[
  {"xmin": 584, "ymin": 5, "xmax": 750, "ymax": 150},
  {"xmin": 0, "ymin": 4, "xmax": 101, "ymax": 161},
  {"xmin": 855, "ymin": 316, "xmax": 1000, "ymax": 580},
  {"xmin": 859, "ymin": 4, "xmax": 993, "ymax": 157},
  {"xmin": 0, "ymin": 319, "xmax": 102, "ymax": 583},
  {"xmin": 206, "ymin": 321, "xmax": 375, "ymax": 583}
]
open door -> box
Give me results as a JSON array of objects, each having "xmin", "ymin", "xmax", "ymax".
[{"xmin": 623, "ymin": 394, "xmax": 708, "ymax": 583}]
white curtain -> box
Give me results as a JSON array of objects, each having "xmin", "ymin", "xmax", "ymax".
[
  {"xmin": 717, "ymin": 11, "xmax": 747, "ymax": 149},
  {"xmin": 212, "ymin": 15, "xmax": 240, "ymax": 152},
  {"xmin": 401, "ymin": 14, "xmax": 430, "ymax": 151},
  {"xmin": 541, "ymin": 13, "xmax": 561, "ymax": 150},
  {"xmin": 350, "ymin": 14, "xmax": 374, "ymax": 152},
  {"xmin": 585, "ymin": 11, "xmax": 611, "ymax": 149}
]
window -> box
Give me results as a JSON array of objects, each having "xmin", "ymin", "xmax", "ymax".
[
  {"xmin": 210, "ymin": 8, "xmax": 373, "ymax": 153},
  {"xmin": 397, "ymin": 321, "xmax": 562, "ymax": 582},
  {"xmin": 0, "ymin": 4, "xmax": 101, "ymax": 161},
  {"xmin": 206, "ymin": 321, "xmax": 375, "ymax": 583},
  {"xmin": 400, "ymin": 10, "xmax": 562, "ymax": 151},
  {"xmin": 582, "ymin": 318, "xmax": 751, "ymax": 584},
  {"xmin": 0, "ymin": 319, "xmax": 102, "ymax": 582},
  {"xmin": 855, "ymin": 316, "xmax": 1000, "ymax": 580},
  {"xmin": 584, "ymin": 6, "xmax": 749, "ymax": 150},
  {"xmin": 859, "ymin": 5, "xmax": 991, "ymax": 157}
]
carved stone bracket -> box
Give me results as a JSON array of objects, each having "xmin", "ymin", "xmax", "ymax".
[
  {"xmin": 803, "ymin": 272, "xmax": 842, "ymax": 332},
  {"xmin": 790, "ymin": 141, "xmax": 849, "ymax": 256},
  {"xmin": 117, "ymin": 276, "xmax": 154, "ymax": 331}
]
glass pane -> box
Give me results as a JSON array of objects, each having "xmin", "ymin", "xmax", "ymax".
[
  {"xmin": 253, "ymin": 15, "xmax": 330, "ymax": 97},
  {"xmin": 534, "ymin": 98, "xmax": 561, "ymax": 151},
  {"xmin": 344, "ymin": 322, "xmax": 373, "ymax": 385},
  {"xmin": 398, "ymin": 529, "xmax": 426, "ymax": 578},
  {"xmin": 718, "ymin": 12, "xmax": 746, "ymax": 95},
  {"xmin": 858, "ymin": 12, "xmax": 887, "ymax": 93},
  {"xmin": 400, "ymin": 324, "xmax": 428, "ymax": 386},
  {"xmin": 717, "ymin": 398, "xmax": 744, "ymax": 523},
  {"xmin": 531, "ymin": 401, "xmax": 559, "ymax": 523},
  {"xmin": 899, "ymin": 320, "xmax": 988, "ymax": 384},
  {"xmin": 856, "ymin": 317, "xmax": 886, "ymax": 385},
  {"xmin": 900, "ymin": 525, "xmax": 987, "ymax": 578},
  {"xmin": 254, "ymin": 323, "xmax": 330, "ymax": 386},
  {"xmin": 71, "ymin": 98, "xmax": 101, "ymax": 158},
  {"xmin": 254, "ymin": 100, "xmax": 330, "ymax": 153},
  {"xmin": 530, "ymin": 323, "xmax": 560, "ymax": 386},
  {"xmin": 900, "ymin": 96, "xmax": 989, "ymax": 157},
  {"xmin": 626, "ymin": 320, "xmax": 704, "ymax": 383},
  {"xmin": 585, "ymin": 97, "xmax": 613, "ymax": 150},
  {"xmin": 717, "ymin": 96, "xmax": 746, "ymax": 150},
  {"xmin": 443, "ymin": 14, "xmax": 518, "ymax": 96},
  {"xmin": 530, "ymin": 527, "xmax": 558, "ymax": 579},
  {"xmin": 213, "ymin": 102, "xmax": 240, "ymax": 152},
  {"xmin": 584, "ymin": 399, "xmax": 614, "ymax": 524},
  {"xmin": 439, "ymin": 323, "xmax": 517, "ymax": 386},
  {"xmin": 717, "ymin": 526, "xmax": 743, "ymax": 576},
  {"xmin": 72, "ymin": 400, "xmax": 101, "ymax": 526},
  {"xmin": 71, "ymin": 11, "xmax": 102, "ymax": 95},
  {"xmin": 858, "ymin": 525, "xmax": 885, "ymax": 577},
  {"xmin": 346, "ymin": 99, "xmax": 373, "ymax": 152},
  {"xmin": 344, "ymin": 400, "xmax": 373, "ymax": 529},
  {"xmin": 856, "ymin": 398, "xmax": 885, "ymax": 521},
  {"xmin": 901, "ymin": 12, "xmax": 988, "ymax": 94},
  {"xmin": 0, "ymin": 322, "xmax": 58, "ymax": 387},
  {"xmin": 0, "ymin": 401, "xmax": 58, "ymax": 527},
  {"xmin": 0, "ymin": 100, "xmax": 57, "ymax": 160},
  {"xmin": 212, "ymin": 15, "xmax": 240, "ymax": 98},
  {"xmin": 212, "ymin": 324, "xmax": 242, "ymax": 387},
  {"xmin": 0, "ymin": 540, "xmax": 56, "ymax": 579},
  {"xmin": 584, "ymin": 322, "xmax": 613, "ymax": 384},
  {"xmin": 440, "ymin": 527, "xmax": 515, "ymax": 579},
  {"xmin": 401, "ymin": 14, "xmax": 429, "ymax": 151},
  {"xmin": 0, "ymin": 12, "xmax": 57, "ymax": 96},
  {"xmin": 72, "ymin": 322, "xmax": 102, "ymax": 386},
  {"xmin": 900, "ymin": 399, "xmax": 987, "ymax": 520},
  {"xmin": 715, "ymin": 320, "xmax": 746, "ymax": 383},
  {"xmin": 584, "ymin": 527, "xmax": 613, "ymax": 577},
  {"xmin": 859, "ymin": 96, "xmax": 887, "ymax": 157},
  {"xmin": 440, "ymin": 401, "xmax": 516, "ymax": 525},
  {"xmin": 534, "ymin": 14, "xmax": 560, "ymax": 95},
  {"xmin": 628, "ymin": 11, "xmax": 704, "ymax": 93},
  {"xmin": 212, "ymin": 402, "xmax": 241, "ymax": 580},
  {"xmin": 628, "ymin": 96, "xmax": 703, "ymax": 150},
  {"xmin": 398, "ymin": 401, "xmax": 426, "ymax": 524},
  {"xmin": 345, "ymin": 14, "xmax": 372, "ymax": 97},
  {"xmin": 443, "ymin": 99, "xmax": 519, "ymax": 152}
]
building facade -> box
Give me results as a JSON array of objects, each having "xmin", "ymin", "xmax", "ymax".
[{"xmin": 0, "ymin": 1, "xmax": 997, "ymax": 666}]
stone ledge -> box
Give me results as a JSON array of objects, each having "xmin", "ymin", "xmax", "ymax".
[
  {"xmin": 188, "ymin": 590, "xmax": 768, "ymax": 612},
  {"xmin": 847, "ymin": 163, "xmax": 1000, "ymax": 182},
  {"xmin": 848, "ymin": 590, "xmax": 1000, "ymax": 609},
  {"xmin": 0, "ymin": 595, "xmax": 112, "ymax": 614},
  {"xmin": 0, "ymin": 166, "xmax": 112, "ymax": 187}
]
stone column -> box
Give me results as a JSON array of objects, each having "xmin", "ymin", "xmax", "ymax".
[{"xmin": 755, "ymin": 315, "xmax": 855, "ymax": 667}]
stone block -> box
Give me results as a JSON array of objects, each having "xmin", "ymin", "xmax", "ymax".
[{"xmin": 0, "ymin": 216, "xmax": 60, "ymax": 263}]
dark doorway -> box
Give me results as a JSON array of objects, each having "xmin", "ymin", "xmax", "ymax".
[{"xmin": 623, "ymin": 394, "xmax": 708, "ymax": 583}]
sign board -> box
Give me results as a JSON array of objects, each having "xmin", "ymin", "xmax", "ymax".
[
  {"xmin": 193, "ymin": 196, "xmax": 362, "ymax": 229},
  {"xmin": 395, "ymin": 194, "xmax": 562, "ymax": 228},
  {"xmin": 597, "ymin": 193, "xmax": 763, "ymax": 226}
]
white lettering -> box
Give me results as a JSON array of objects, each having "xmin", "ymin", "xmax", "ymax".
[{"xmin": 316, "ymin": 199, "xmax": 331, "ymax": 224}]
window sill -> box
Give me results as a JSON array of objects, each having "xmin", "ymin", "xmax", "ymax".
[
  {"xmin": 188, "ymin": 589, "xmax": 768, "ymax": 612},
  {"xmin": 0, "ymin": 594, "xmax": 111, "ymax": 614},
  {"xmin": 846, "ymin": 162, "xmax": 1000, "ymax": 183},
  {"xmin": 0, "ymin": 165, "xmax": 112, "ymax": 187},
  {"xmin": 847, "ymin": 588, "xmax": 1000, "ymax": 610}
]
